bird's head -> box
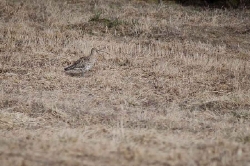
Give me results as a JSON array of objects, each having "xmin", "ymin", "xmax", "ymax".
[{"xmin": 90, "ymin": 48, "xmax": 99, "ymax": 55}]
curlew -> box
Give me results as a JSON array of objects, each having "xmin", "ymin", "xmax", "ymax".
[{"xmin": 64, "ymin": 47, "xmax": 106, "ymax": 76}]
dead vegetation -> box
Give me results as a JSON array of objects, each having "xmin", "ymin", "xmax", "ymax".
[{"xmin": 0, "ymin": 0, "xmax": 250, "ymax": 165}]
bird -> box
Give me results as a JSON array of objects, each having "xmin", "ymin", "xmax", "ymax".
[{"xmin": 64, "ymin": 48, "xmax": 103, "ymax": 76}]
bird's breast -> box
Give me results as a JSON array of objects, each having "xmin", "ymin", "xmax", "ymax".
[{"xmin": 85, "ymin": 63, "xmax": 93, "ymax": 71}]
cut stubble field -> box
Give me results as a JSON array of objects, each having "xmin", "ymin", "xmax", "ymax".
[{"xmin": 0, "ymin": 0, "xmax": 250, "ymax": 165}]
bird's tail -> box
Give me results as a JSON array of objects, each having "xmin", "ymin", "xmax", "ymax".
[{"xmin": 64, "ymin": 64, "xmax": 76, "ymax": 71}]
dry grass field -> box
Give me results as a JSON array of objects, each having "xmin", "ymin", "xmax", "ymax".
[{"xmin": 1, "ymin": 0, "xmax": 250, "ymax": 165}]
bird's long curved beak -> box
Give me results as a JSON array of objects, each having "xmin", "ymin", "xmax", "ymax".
[{"xmin": 97, "ymin": 47, "xmax": 110, "ymax": 55}]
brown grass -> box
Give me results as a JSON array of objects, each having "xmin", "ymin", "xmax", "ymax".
[{"xmin": 0, "ymin": 0, "xmax": 250, "ymax": 165}]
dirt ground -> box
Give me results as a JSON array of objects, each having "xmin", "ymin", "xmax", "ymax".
[{"xmin": 0, "ymin": 0, "xmax": 250, "ymax": 165}]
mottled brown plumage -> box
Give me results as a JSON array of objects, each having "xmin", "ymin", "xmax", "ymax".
[{"xmin": 64, "ymin": 48, "xmax": 99, "ymax": 76}]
